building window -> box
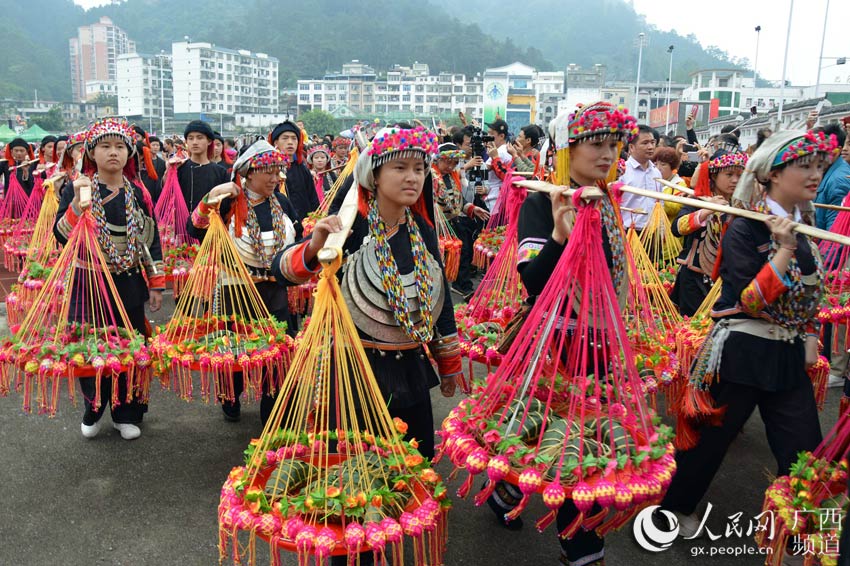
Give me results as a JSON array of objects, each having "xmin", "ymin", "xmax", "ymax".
[{"xmin": 718, "ymin": 78, "xmax": 729, "ymax": 87}]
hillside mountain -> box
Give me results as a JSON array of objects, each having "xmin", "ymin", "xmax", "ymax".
[
  {"xmin": 0, "ymin": 0, "xmax": 551, "ymax": 101},
  {"xmin": 429, "ymin": 0, "xmax": 747, "ymax": 83}
]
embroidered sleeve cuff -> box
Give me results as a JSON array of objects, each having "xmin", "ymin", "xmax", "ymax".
[
  {"xmin": 277, "ymin": 242, "xmax": 320, "ymax": 285},
  {"xmin": 517, "ymin": 236, "xmax": 550, "ymax": 265},
  {"xmin": 430, "ymin": 333, "xmax": 463, "ymax": 379},
  {"xmin": 57, "ymin": 205, "xmax": 81, "ymax": 238},
  {"xmin": 191, "ymin": 200, "xmax": 213, "ymax": 229},
  {"xmin": 674, "ymin": 211, "xmax": 705, "ymax": 236},
  {"xmin": 739, "ymin": 261, "xmax": 790, "ymax": 315},
  {"xmin": 148, "ymin": 274, "xmax": 166, "ymax": 290}
]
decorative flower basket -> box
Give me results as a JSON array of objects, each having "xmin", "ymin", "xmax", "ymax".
[
  {"xmin": 3, "ymin": 176, "xmax": 46, "ymax": 272},
  {"xmin": 439, "ymin": 193, "xmax": 674, "ymax": 537},
  {"xmin": 0, "ymin": 207, "xmax": 150, "ymax": 415},
  {"xmin": 0, "ymin": 171, "xmax": 31, "ymax": 248},
  {"xmin": 150, "ymin": 208, "xmax": 293, "ymax": 403},
  {"xmin": 219, "ymin": 239, "xmax": 450, "ymax": 566},
  {"xmin": 154, "ymin": 168, "xmax": 198, "ymax": 294},
  {"xmin": 457, "ymin": 181, "xmax": 527, "ymax": 374},
  {"xmin": 756, "ymin": 408, "xmax": 850, "ymax": 566}
]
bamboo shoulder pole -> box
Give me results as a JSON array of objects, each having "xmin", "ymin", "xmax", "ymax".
[
  {"xmin": 813, "ymin": 202, "xmax": 850, "ymax": 213},
  {"xmin": 515, "ymin": 179, "xmax": 850, "ymax": 247},
  {"xmin": 317, "ymin": 182, "xmax": 359, "ymax": 264},
  {"xmin": 514, "ymin": 180, "xmax": 605, "ymax": 200},
  {"xmin": 615, "ymin": 182, "xmax": 850, "ymax": 247},
  {"xmin": 654, "ymin": 178, "xmax": 696, "ymax": 196}
]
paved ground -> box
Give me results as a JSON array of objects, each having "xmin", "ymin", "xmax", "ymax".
[{"xmin": 0, "ymin": 289, "xmax": 842, "ymax": 566}]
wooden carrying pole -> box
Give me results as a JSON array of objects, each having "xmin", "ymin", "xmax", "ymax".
[
  {"xmin": 812, "ymin": 202, "xmax": 850, "ymax": 213},
  {"xmin": 517, "ymin": 179, "xmax": 850, "ymax": 247},
  {"xmin": 620, "ymin": 183, "xmax": 850, "ymax": 247},
  {"xmin": 317, "ymin": 183, "xmax": 360, "ymax": 264}
]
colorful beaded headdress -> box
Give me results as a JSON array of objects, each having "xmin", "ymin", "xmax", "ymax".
[
  {"xmin": 694, "ymin": 150, "xmax": 749, "ymax": 197},
  {"xmin": 708, "ymin": 151, "xmax": 748, "ymax": 173},
  {"xmin": 233, "ymin": 140, "xmax": 289, "ymax": 175},
  {"xmin": 354, "ymin": 126, "xmax": 437, "ymax": 225},
  {"xmin": 367, "ymin": 126, "xmax": 439, "ymax": 169},
  {"xmin": 84, "ymin": 117, "xmax": 137, "ymax": 155},
  {"xmin": 332, "ymin": 136, "xmax": 349, "ymax": 149},
  {"xmin": 550, "ymin": 102, "xmax": 636, "ymax": 185},
  {"xmin": 306, "ymin": 144, "xmax": 330, "ymax": 164},
  {"xmin": 772, "ymin": 130, "xmax": 839, "ymax": 169},
  {"xmin": 67, "ymin": 131, "xmax": 87, "ymax": 148},
  {"xmin": 437, "ymin": 143, "xmax": 465, "ymax": 161},
  {"xmin": 554, "ymin": 102, "xmax": 638, "ymax": 150},
  {"xmin": 734, "ymin": 129, "xmax": 836, "ymax": 212}
]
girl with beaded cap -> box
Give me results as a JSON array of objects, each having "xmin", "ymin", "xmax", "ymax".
[
  {"xmin": 485, "ymin": 101, "xmax": 635, "ymax": 566},
  {"xmin": 272, "ymin": 124, "xmax": 463, "ymax": 461},
  {"xmin": 189, "ymin": 140, "xmax": 303, "ymax": 425},
  {"xmin": 669, "ymin": 149, "xmax": 748, "ymax": 316},
  {"xmin": 661, "ymin": 130, "xmax": 839, "ymax": 544},
  {"xmin": 53, "ymin": 117, "xmax": 166, "ymax": 441},
  {"xmin": 306, "ymin": 144, "xmax": 335, "ymax": 202}
]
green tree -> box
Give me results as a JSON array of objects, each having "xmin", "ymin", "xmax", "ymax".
[
  {"xmin": 31, "ymin": 106, "xmax": 64, "ymax": 132},
  {"xmin": 298, "ymin": 110, "xmax": 339, "ymax": 138}
]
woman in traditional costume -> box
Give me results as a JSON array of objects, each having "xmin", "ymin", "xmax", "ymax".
[
  {"xmin": 306, "ymin": 144, "xmax": 335, "ymax": 202},
  {"xmin": 53, "ymin": 118, "xmax": 165, "ymax": 440},
  {"xmin": 273, "ymin": 124, "xmax": 463, "ymax": 460},
  {"xmin": 487, "ymin": 102, "xmax": 636, "ymax": 566},
  {"xmin": 670, "ymin": 149, "xmax": 748, "ymax": 316},
  {"xmin": 189, "ymin": 140, "xmax": 302, "ymax": 425},
  {"xmin": 662, "ymin": 130, "xmax": 838, "ymax": 545}
]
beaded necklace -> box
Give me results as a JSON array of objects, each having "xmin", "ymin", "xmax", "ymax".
[
  {"xmin": 90, "ymin": 174, "xmax": 141, "ymax": 273},
  {"xmin": 244, "ymin": 189, "xmax": 287, "ymax": 271},
  {"xmin": 367, "ymin": 198, "xmax": 435, "ymax": 343}
]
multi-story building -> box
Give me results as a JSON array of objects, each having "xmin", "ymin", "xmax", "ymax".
[
  {"xmin": 69, "ymin": 17, "xmax": 136, "ymax": 102},
  {"xmin": 297, "ymin": 61, "xmax": 483, "ymax": 121},
  {"xmin": 171, "ymin": 41, "xmax": 278, "ymax": 117},
  {"xmin": 116, "ymin": 53, "xmax": 174, "ymax": 130},
  {"xmin": 679, "ymin": 69, "xmax": 850, "ymax": 117},
  {"xmin": 693, "ymin": 95, "xmax": 850, "ymax": 149}
]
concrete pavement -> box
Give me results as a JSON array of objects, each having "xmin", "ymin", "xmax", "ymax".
[{"xmin": 0, "ymin": 295, "xmax": 842, "ymax": 566}]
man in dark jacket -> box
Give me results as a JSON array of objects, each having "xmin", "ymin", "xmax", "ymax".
[{"xmin": 269, "ymin": 120, "xmax": 318, "ymax": 220}]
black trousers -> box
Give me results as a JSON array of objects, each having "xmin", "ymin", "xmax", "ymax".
[
  {"xmin": 225, "ymin": 307, "xmax": 291, "ymax": 427},
  {"xmin": 390, "ymin": 396, "xmax": 436, "ymax": 460},
  {"xmin": 671, "ymin": 268, "xmax": 711, "ymax": 318},
  {"xmin": 663, "ymin": 377, "xmax": 822, "ymax": 515},
  {"xmin": 80, "ymin": 305, "xmax": 149, "ymax": 425}
]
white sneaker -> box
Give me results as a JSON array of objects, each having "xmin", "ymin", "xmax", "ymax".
[
  {"xmin": 828, "ymin": 374, "xmax": 845, "ymax": 388},
  {"xmin": 113, "ymin": 423, "xmax": 141, "ymax": 440},
  {"xmin": 81, "ymin": 420, "xmax": 102, "ymax": 439},
  {"xmin": 674, "ymin": 511, "xmax": 702, "ymax": 538}
]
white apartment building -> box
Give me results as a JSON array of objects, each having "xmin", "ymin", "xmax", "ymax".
[
  {"xmin": 171, "ymin": 41, "xmax": 279, "ymax": 116},
  {"xmin": 297, "ymin": 61, "xmax": 483, "ymax": 120},
  {"xmin": 116, "ymin": 53, "xmax": 173, "ymax": 122},
  {"xmin": 681, "ymin": 69, "xmax": 850, "ymax": 116}
]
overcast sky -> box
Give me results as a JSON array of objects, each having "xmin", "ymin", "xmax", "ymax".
[{"xmin": 74, "ymin": 0, "xmax": 848, "ymax": 87}]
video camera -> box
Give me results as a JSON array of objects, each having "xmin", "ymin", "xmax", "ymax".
[{"xmin": 467, "ymin": 126, "xmax": 494, "ymax": 187}]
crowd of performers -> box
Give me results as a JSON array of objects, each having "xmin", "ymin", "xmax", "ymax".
[{"xmin": 1, "ymin": 101, "xmax": 850, "ymax": 566}]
